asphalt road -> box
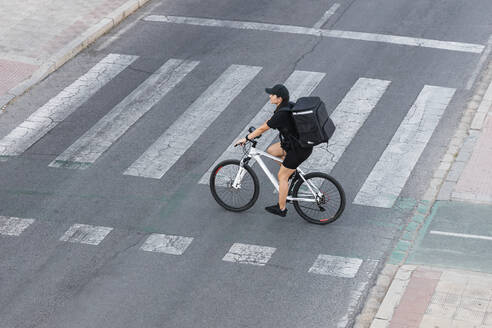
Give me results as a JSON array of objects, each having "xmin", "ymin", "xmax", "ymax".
[{"xmin": 0, "ymin": 0, "xmax": 491, "ymax": 327}]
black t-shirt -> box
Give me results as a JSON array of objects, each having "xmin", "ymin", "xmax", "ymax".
[{"xmin": 267, "ymin": 106, "xmax": 301, "ymax": 151}]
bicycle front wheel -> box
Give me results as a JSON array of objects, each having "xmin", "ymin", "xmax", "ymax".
[
  {"xmin": 209, "ymin": 160, "xmax": 259, "ymax": 212},
  {"xmin": 292, "ymin": 172, "xmax": 345, "ymax": 225}
]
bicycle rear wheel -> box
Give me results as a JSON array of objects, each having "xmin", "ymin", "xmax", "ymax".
[
  {"xmin": 292, "ymin": 172, "xmax": 345, "ymax": 224},
  {"xmin": 209, "ymin": 160, "xmax": 259, "ymax": 212}
]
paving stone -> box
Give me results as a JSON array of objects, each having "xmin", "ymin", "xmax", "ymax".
[
  {"xmin": 463, "ymin": 283, "xmax": 492, "ymax": 300},
  {"xmin": 447, "ymin": 161, "xmax": 467, "ymax": 182},
  {"xmin": 418, "ymin": 314, "xmax": 452, "ymax": 328},
  {"xmin": 484, "ymin": 312, "xmax": 492, "ymax": 325},
  {"xmin": 370, "ymin": 318, "xmax": 389, "ymax": 328},
  {"xmin": 437, "ymin": 180, "xmax": 455, "ymax": 200},
  {"xmin": 454, "ymin": 307, "xmax": 485, "ymax": 324},
  {"xmin": 459, "ymin": 296, "xmax": 489, "ymax": 312},
  {"xmin": 413, "ymin": 269, "xmax": 442, "ymax": 280},
  {"xmin": 441, "ymin": 271, "xmax": 469, "ymax": 284},
  {"xmin": 431, "ymin": 292, "xmax": 461, "ymax": 306},
  {"xmin": 435, "ymin": 280, "xmax": 466, "ymax": 295},
  {"xmin": 425, "ymin": 303, "xmax": 457, "ymax": 319}
]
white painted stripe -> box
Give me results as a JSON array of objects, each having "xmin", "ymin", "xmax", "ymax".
[
  {"xmin": 430, "ymin": 230, "xmax": 492, "ymax": 241},
  {"xmin": 144, "ymin": 15, "xmax": 485, "ymax": 54},
  {"xmin": 140, "ymin": 233, "xmax": 194, "ymax": 254},
  {"xmin": 308, "ymin": 254, "xmax": 363, "ymax": 278},
  {"xmin": 125, "ymin": 64, "xmax": 261, "ymax": 179},
  {"xmin": 222, "ymin": 243, "xmax": 276, "ymax": 266},
  {"xmin": 49, "ymin": 59, "xmax": 199, "ymax": 169},
  {"xmin": 0, "ymin": 54, "xmax": 137, "ymax": 159},
  {"xmin": 313, "ymin": 3, "xmax": 340, "ymax": 29},
  {"xmin": 302, "ymin": 78, "xmax": 390, "ymax": 173},
  {"xmin": 198, "ymin": 70, "xmax": 325, "ymax": 184},
  {"xmin": 354, "ymin": 86, "xmax": 456, "ymax": 208},
  {"xmin": 59, "ymin": 223, "xmax": 113, "ymax": 245},
  {"xmin": 0, "ymin": 216, "xmax": 35, "ymax": 236}
]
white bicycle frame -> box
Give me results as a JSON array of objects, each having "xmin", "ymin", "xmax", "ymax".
[{"xmin": 232, "ymin": 145, "xmax": 322, "ymax": 203}]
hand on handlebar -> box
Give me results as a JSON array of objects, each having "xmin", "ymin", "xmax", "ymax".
[{"xmin": 234, "ymin": 138, "xmax": 247, "ymax": 147}]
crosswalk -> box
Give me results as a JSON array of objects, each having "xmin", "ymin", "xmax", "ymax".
[
  {"xmin": 49, "ymin": 58, "xmax": 200, "ymax": 169},
  {"xmin": 0, "ymin": 53, "xmax": 456, "ymax": 208},
  {"xmin": 124, "ymin": 64, "xmax": 262, "ymax": 179},
  {"xmin": 0, "ymin": 54, "xmax": 137, "ymax": 158},
  {"xmin": 0, "ymin": 215, "xmax": 371, "ymax": 278}
]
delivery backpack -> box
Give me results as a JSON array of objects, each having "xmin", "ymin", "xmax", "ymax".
[{"xmin": 282, "ymin": 97, "xmax": 336, "ymax": 147}]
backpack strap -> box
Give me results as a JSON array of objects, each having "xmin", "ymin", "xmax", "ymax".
[{"xmin": 277, "ymin": 102, "xmax": 295, "ymax": 113}]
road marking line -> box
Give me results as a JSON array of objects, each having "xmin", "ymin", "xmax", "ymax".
[
  {"xmin": 144, "ymin": 15, "xmax": 485, "ymax": 54},
  {"xmin": 302, "ymin": 78, "xmax": 390, "ymax": 173},
  {"xmin": 430, "ymin": 230, "xmax": 492, "ymax": 241},
  {"xmin": 198, "ymin": 70, "xmax": 325, "ymax": 184},
  {"xmin": 125, "ymin": 64, "xmax": 262, "ymax": 179},
  {"xmin": 59, "ymin": 223, "xmax": 113, "ymax": 245},
  {"xmin": 308, "ymin": 254, "xmax": 363, "ymax": 278},
  {"xmin": 313, "ymin": 3, "xmax": 340, "ymax": 29},
  {"xmin": 222, "ymin": 242, "xmax": 276, "ymax": 266},
  {"xmin": 140, "ymin": 233, "xmax": 194, "ymax": 255},
  {"xmin": 49, "ymin": 59, "xmax": 199, "ymax": 169},
  {"xmin": 354, "ymin": 85, "xmax": 456, "ymax": 208},
  {"xmin": 0, "ymin": 216, "xmax": 35, "ymax": 236},
  {"xmin": 0, "ymin": 54, "xmax": 138, "ymax": 159}
]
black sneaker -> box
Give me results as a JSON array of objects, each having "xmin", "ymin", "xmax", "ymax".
[{"xmin": 265, "ymin": 204, "xmax": 287, "ymax": 217}]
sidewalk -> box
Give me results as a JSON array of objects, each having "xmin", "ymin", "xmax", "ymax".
[
  {"xmin": 0, "ymin": 0, "xmax": 151, "ymax": 110},
  {"xmin": 372, "ymin": 265, "xmax": 492, "ymax": 328},
  {"xmin": 357, "ymin": 59, "xmax": 492, "ymax": 328}
]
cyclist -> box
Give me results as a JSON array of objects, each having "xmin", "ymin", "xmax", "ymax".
[{"xmin": 235, "ymin": 84, "xmax": 313, "ymax": 217}]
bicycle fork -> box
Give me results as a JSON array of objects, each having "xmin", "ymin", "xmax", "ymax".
[{"xmin": 232, "ymin": 160, "xmax": 249, "ymax": 189}]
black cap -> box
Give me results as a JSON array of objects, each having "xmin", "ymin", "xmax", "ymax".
[{"xmin": 265, "ymin": 84, "xmax": 289, "ymax": 101}]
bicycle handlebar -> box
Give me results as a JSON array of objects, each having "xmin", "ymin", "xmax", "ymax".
[{"xmin": 234, "ymin": 126, "xmax": 261, "ymax": 148}]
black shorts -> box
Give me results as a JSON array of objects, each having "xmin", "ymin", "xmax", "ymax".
[{"xmin": 282, "ymin": 146, "xmax": 313, "ymax": 169}]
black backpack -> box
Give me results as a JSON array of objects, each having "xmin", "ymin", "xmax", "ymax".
[{"xmin": 282, "ymin": 97, "xmax": 336, "ymax": 147}]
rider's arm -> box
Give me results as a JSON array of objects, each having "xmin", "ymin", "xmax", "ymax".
[
  {"xmin": 247, "ymin": 121, "xmax": 270, "ymax": 140},
  {"xmin": 235, "ymin": 121, "xmax": 270, "ymax": 146}
]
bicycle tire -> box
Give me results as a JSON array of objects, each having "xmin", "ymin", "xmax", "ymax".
[
  {"xmin": 292, "ymin": 172, "xmax": 345, "ymax": 225},
  {"xmin": 209, "ymin": 159, "xmax": 259, "ymax": 212}
]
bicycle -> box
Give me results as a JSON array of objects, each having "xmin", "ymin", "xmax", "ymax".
[{"xmin": 209, "ymin": 127, "xmax": 346, "ymax": 224}]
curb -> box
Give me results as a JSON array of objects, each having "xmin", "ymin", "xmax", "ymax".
[
  {"xmin": 354, "ymin": 51, "xmax": 492, "ymax": 328},
  {"xmin": 0, "ymin": 0, "xmax": 152, "ymax": 112},
  {"xmin": 369, "ymin": 265, "xmax": 416, "ymax": 328}
]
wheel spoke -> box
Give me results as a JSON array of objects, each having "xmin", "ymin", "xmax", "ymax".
[
  {"xmin": 293, "ymin": 174, "xmax": 345, "ymax": 223},
  {"xmin": 211, "ymin": 162, "xmax": 258, "ymax": 211}
]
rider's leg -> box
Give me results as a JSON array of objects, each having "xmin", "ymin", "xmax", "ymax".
[
  {"xmin": 267, "ymin": 142, "xmax": 285, "ymax": 165},
  {"xmin": 278, "ymin": 164, "xmax": 295, "ymax": 210}
]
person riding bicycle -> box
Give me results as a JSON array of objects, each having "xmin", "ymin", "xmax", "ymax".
[{"xmin": 235, "ymin": 84, "xmax": 313, "ymax": 217}]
